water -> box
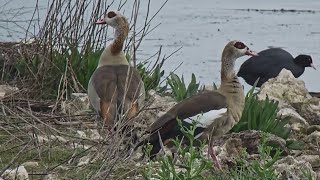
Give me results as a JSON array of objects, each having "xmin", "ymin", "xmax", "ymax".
[{"xmin": 1, "ymin": 0, "xmax": 320, "ymax": 92}]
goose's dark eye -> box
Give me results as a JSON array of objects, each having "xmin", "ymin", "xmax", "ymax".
[
  {"xmin": 107, "ymin": 11, "xmax": 117, "ymax": 18},
  {"xmin": 234, "ymin": 42, "xmax": 246, "ymax": 49}
]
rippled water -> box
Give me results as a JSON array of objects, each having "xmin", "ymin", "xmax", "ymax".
[{"xmin": 1, "ymin": 0, "xmax": 320, "ymax": 91}]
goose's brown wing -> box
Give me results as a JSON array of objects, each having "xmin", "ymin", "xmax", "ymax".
[{"xmin": 148, "ymin": 91, "xmax": 227, "ymax": 134}]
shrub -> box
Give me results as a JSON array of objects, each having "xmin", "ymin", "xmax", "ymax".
[
  {"xmin": 137, "ymin": 62, "xmax": 166, "ymax": 93},
  {"xmin": 232, "ymin": 86, "xmax": 291, "ymax": 140},
  {"xmin": 231, "ymin": 134, "xmax": 281, "ymax": 179},
  {"xmin": 167, "ymin": 72, "xmax": 200, "ymax": 102},
  {"xmin": 142, "ymin": 119, "xmax": 214, "ymax": 180}
]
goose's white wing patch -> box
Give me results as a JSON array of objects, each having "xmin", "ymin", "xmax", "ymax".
[{"xmin": 183, "ymin": 108, "xmax": 227, "ymax": 128}]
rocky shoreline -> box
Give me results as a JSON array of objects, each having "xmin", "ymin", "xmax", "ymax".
[{"xmin": 1, "ymin": 69, "xmax": 320, "ymax": 179}]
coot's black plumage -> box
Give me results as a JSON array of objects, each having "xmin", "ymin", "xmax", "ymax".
[{"xmin": 237, "ymin": 48, "xmax": 316, "ymax": 87}]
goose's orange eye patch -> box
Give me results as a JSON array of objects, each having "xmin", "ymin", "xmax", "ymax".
[
  {"xmin": 107, "ymin": 11, "xmax": 117, "ymax": 18},
  {"xmin": 234, "ymin": 41, "xmax": 246, "ymax": 49}
]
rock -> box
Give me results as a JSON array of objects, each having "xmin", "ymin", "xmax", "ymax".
[
  {"xmin": 35, "ymin": 135, "xmax": 49, "ymax": 143},
  {"xmin": 87, "ymin": 129, "xmax": 102, "ymax": 140},
  {"xmin": 274, "ymin": 156, "xmax": 317, "ymax": 180},
  {"xmin": 1, "ymin": 166, "xmax": 29, "ymax": 180},
  {"xmin": 258, "ymin": 69, "xmax": 320, "ymax": 126},
  {"xmin": 258, "ymin": 69, "xmax": 309, "ymax": 106},
  {"xmin": 297, "ymin": 98, "xmax": 320, "ymax": 125},
  {"xmin": 51, "ymin": 135, "xmax": 68, "ymax": 143},
  {"xmin": 0, "ymin": 85, "xmax": 19, "ymax": 99},
  {"xmin": 306, "ymin": 131, "xmax": 320, "ymax": 142},
  {"xmin": 77, "ymin": 155, "xmax": 91, "ymax": 166},
  {"xmin": 44, "ymin": 174, "xmax": 58, "ymax": 180},
  {"xmin": 214, "ymin": 138, "xmax": 243, "ymax": 167},
  {"xmin": 33, "ymin": 134, "xmax": 68, "ymax": 144},
  {"xmin": 205, "ymin": 130, "xmax": 289, "ymax": 168},
  {"xmin": 77, "ymin": 130, "xmax": 87, "ymax": 138},
  {"xmin": 211, "ymin": 130, "xmax": 288, "ymax": 155},
  {"xmin": 296, "ymin": 155, "xmax": 320, "ymax": 168},
  {"xmin": 306, "ymin": 125, "xmax": 320, "ymax": 135},
  {"xmin": 61, "ymin": 93, "xmax": 90, "ymax": 115},
  {"xmin": 278, "ymin": 108, "xmax": 309, "ymax": 130},
  {"xmin": 21, "ymin": 161, "xmax": 39, "ymax": 168}
]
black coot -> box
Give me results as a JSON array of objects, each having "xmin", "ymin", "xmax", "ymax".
[{"xmin": 237, "ymin": 48, "xmax": 316, "ymax": 87}]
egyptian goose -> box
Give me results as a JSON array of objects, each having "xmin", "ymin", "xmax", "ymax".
[
  {"xmin": 88, "ymin": 11, "xmax": 145, "ymax": 128},
  {"xmin": 134, "ymin": 40, "xmax": 257, "ymax": 165},
  {"xmin": 238, "ymin": 48, "xmax": 316, "ymax": 87}
]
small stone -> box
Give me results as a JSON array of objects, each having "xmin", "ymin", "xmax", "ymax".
[
  {"xmin": 296, "ymin": 155, "xmax": 320, "ymax": 168},
  {"xmin": 50, "ymin": 135, "xmax": 68, "ymax": 143},
  {"xmin": 306, "ymin": 125, "xmax": 320, "ymax": 135},
  {"xmin": 2, "ymin": 166, "xmax": 29, "ymax": 180},
  {"xmin": 44, "ymin": 173, "xmax": 58, "ymax": 180},
  {"xmin": 73, "ymin": 143, "xmax": 90, "ymax": 150},
  {"xmin": 0, "ymin": 85, "xmax": 19, "ymax": 99},
  {"xmin": 135, "ymin": 162, "xmax": 141, "ymax": 167},
  {"xmin": 307, "ymin": 131, "xmax": 320, "ymax": 142},
  {"xmin": 61, "ymin": 93, "xmax": 90, "ymax": 115},
  {"xmin": 36, "ymin": 135, "xmax": 49, "ymax": 143},
  {"xmin": 298, "ymin": 98, "xmax": 320, "ymax": 125},
  {"xmin": 88, "ymin": 129, "xmax": 101, "ymax": 140},
  {"xmin": 77, "ymin": 130, "xmax": 87, "ymax": 138},
  {"xmin": 278, "ymin": 108, "xmax": 309, "ymax": 126},
  {"xmin": 22, "ymin": 161, "xmax": 39, "ymax": 168},
  {"xmin": 274, "ymin": 156, "xmax": 317, "ymax": 180},
  {"xmin": 77, "ymin": 155, "xmax": 91, "ymax": 166}
]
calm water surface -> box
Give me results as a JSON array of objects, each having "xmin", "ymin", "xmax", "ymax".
[{"xmin": 1, "ymin": 0, "xmax": 320, "ymax": 92}]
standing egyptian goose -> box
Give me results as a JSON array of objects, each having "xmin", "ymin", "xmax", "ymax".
[
  {"xmin": 135, "ymin": 40, "xmax": 257, "ymax": 165},
  {"xmin": 88, "ymin": 11, "xmax": 145, "ymax": 128},
  {"xmin": 238, "ymin": 48, "xmax": 316, "ymax": 87}
]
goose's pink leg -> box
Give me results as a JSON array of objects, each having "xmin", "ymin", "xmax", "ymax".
[{"xmin": 208, "ymin": 145, "xmax": 222, "ymax": 170}]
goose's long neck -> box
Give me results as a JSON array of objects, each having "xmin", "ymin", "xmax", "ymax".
[
  {"xmin": 110, "ymin": 25, "xmax": 128, "ymax": 55},
  {"xmin": 218, "ymin": 54, "xmax": 245, "ymax": 122},
  {"xmin": 221, "ymin": 55, "xmax": 236, "ymax": 82},
  {"xmin": 98, "ymin": 23, "xmax": 129, "ymax": 67}
]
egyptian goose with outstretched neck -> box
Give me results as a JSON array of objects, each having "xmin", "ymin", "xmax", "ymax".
[
  {"xmin": 88, "ymin": 11, "xmax": 145, "ymax": 128},
  {"xmin": 134, "ymin": 40, "xmax": 257, "ymax": 168}
]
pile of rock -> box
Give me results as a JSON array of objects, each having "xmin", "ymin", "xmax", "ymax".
[{"xmin": 258, "ymin": 69, "xmax": 320, "ymax": 131}]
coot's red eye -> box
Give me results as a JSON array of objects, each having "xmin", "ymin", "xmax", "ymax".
[
  {"xmin": 107, "ymin": 11, "xmax": 117, "ymax": 18},
  {"xmin": 234, "ymin": 42, "xmax": 246, "ymax": 49}
]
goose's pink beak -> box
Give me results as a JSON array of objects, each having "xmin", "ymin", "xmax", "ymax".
[
  {"xmin": 245, "ymin": 49, "xmax": 258, "ymax": 56},
  {"xmin": 95, "ymin": 18, "xmax": 106, "ymax": 24},
  {"xmin": 311, "ymin": 63, "xmax": 317, "ymax": 70}
]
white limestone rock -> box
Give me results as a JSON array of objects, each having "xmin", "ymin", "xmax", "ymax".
[
  {"xmin": 258, "ymin": 69, "xmax": 320, "ymax": 126},
  {"xmin": 61, "ymin": 93, "xmax": 90, "ymax": 115},
  {"xmin": 44, "ymin": 173, "xmax": 58, "ymax": 180},
  {"xmin": 0, "ymin": 85, "xmax": 19, "ymax": 99},
  {"xmin": 2, "ymin": 166, "xmax": 29, "ymax": 180},
  {"xmin": 298, "ymin": 98, "xmax": 320, "ymax": 125},
  {"xmin": 258, "ymin": 69, "xmax": 309, "ymax": 106},
  {"xmin": 296, "ymin": 155, "xmax": 320, "ymax": 168},
  {"xmin": 274, "ymin": 156, "xmax": 317, "ymax": 180},
  {"xmin": 278, "ymin": 107, "xmax": 309, "ymax": 130}
]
